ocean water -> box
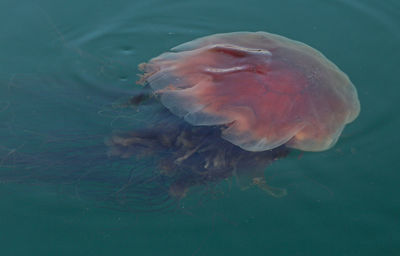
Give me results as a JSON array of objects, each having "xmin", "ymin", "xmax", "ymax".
[{"xmin": 0, "ymin": 0, "xmax": 399, "ymax": 255}]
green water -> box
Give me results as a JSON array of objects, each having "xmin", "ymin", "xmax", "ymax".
[{"xmin": 1, "ymin": 0, "xmax": 399, "ymax": 255}]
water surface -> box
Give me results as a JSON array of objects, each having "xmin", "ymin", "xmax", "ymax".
[{"xmin": 0, "ymin": 0, "xmax": 399, "ymax": 255}]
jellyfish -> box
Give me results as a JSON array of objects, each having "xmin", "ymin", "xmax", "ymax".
[{"xmin": 108, "ymin": 31, "xmax": 360, "ymax": 199}]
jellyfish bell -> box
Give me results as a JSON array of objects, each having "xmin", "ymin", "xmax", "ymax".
[{"xmin": 138, "ymin": 31, "xmax": 360, "ymax": 152}]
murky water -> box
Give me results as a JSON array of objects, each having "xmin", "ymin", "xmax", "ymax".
[{"xmin": 0, "ymin": 0, "xmax": 399, "ymax": 255}]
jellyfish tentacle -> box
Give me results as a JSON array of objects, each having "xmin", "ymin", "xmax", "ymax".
[{"xmin": 252, "ymin": 177, "xmax": 287, "ymax": 198}]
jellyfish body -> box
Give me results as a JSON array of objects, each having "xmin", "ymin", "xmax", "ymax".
[{"xmin": 139, "ymin": 32, "xmax": 360, "ymax": 152}]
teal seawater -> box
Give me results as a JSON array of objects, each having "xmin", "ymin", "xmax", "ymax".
[{"xmin": 0, "ymin": 0, "xmax": 399, "ymax": 255}]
